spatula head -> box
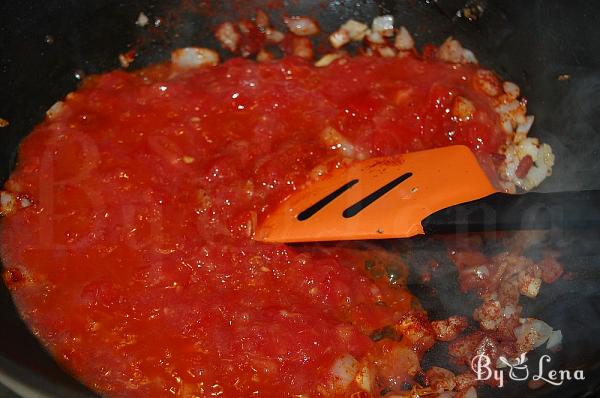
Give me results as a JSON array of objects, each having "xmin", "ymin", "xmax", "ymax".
[{"xmin": 254, "ymin": 145, "xmax": 499, "ymax": 243}]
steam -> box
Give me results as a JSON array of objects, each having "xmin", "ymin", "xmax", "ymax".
[{"xmin": 532, "ymin": 70, "xmax": 600, "ymax": 193}]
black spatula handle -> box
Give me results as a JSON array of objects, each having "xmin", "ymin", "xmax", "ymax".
[{"xmin": 422, "ymin": 190, "xmax": 600, "ymax": 234}]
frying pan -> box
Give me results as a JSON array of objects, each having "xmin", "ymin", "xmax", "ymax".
[{"xmin": 1, "ymin": 0, "xmax": 600, "ymax": 397}]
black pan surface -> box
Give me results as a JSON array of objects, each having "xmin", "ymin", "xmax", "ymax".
[{"xmin": 1, "ymin": 1, "xmax": 600, "ymax": 397}]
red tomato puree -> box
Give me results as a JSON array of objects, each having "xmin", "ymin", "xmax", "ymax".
[{"xmin": 1, "ymin": 54, "xmax": 504, "ymax": 397}]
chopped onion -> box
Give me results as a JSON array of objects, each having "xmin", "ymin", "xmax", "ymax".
[
  {"xmin": 516, "ymin": 136, "xmax": 540, "ymax": 158},
  {"xmin": 291, "ymin": 37, "xmax": 313, "ymax": 59},
  {"xmin": 496, "ymin": 100, "xmax": 520, "ymax": 115},
  {"xmin": 0, "ymin": 191, "xmax": 30, "ymax": 216},
  {"xmin": 502, "ymin": 119, "xmax": 514, "ymax": 134},
  {"xmin": 474, "ymin": 265, "xmax": 489, "ymax": 279},
  {"xmin": 366, "ymin": 30, "xmax": 385, "ymax": 44},
  {"xmin": 426, "ymin": 366, "xmax": 456, "ymax": 392},
  {"xmin": 20, "ymin": 197, "xmax": 32, "ymax": 208},
  {"xmin": 503, "ymin": 81, "xmax": 521, "ymax": 98},
  {"xmin": 438, "ymin": 37, "xmax": 477, "ymax": 64},
  {"xmin": 321, "ymin": 126, "xmax": 360, "ymax": 158},
  {"xmin": 517, "ymin": 268, "xmax": 542, "ymax": 298},
  {"xmin": 46, "ymin": 101, "xmax": 65, "ymax": 119},
  {"xmin": 354, "ymin": 366, "xmax": 372, "ymax": 392},
  {"xmin": 438, "ymin": 37, "xmax": 464, "ymax": 63},
  {"xmin": 284, "ymin": 16, "xmax": 319, "ymax": 36},
  {"xmin": 516, "ymin": 115, "xmax": 535, "ymax": 135},
  {"xmin": 462, "ymin": 49, "xmax": 478, "ymax": 64},
  {"xmin": 215, "ymin": 22, "xmax": 241, "ymax": 52},
  {"xmin": 315, "ymin": 53, "xmax": 344, "ymax": 67},
  {"xmin": 546, "ymin": 329, "xmax": 563, "ymax": 350},
  {"xmin": 474, "ymin": 69, "xmax": 501, "ymax": 97},
  {"xmin": 329, "ymin": 29, "xmax": 350, "ymax": 49},
  {"xmin": 515, "ymin": 318, "xmax": 553, "ymax": 352},
  {"xmin": 118, "ymin": 52, "xmax": 134, "ymax": 68},
  {"xmin": 452, "ymin": 96, "xmax": 475, "ymax": 121},
  {"xmin": 518, "ymin": 164, "xmax": 549, "ymax": 191},
  {"xmin": 372, "ymin": 15, "xmax": 394, "ymax": 37},
  {"xmin": 502, "ymin": 304, "xmax": 516, "ymax": 318},
  {"xmin": 538, "ymin": 143, "xmax": 555, "ymax": 170},
  {"xmin": 171, "ymin": 47, "xmax": 219, "ymax": 69},
  {"xmin": 330, "ymin": 354, "xmax": 359, "ymax": 391},
  {"xmin": 463, "ymin": 386, "xmax": 478, "ymax": 398},
  {"xmin": 136, "ymin": 12, "xmax": 149, "ymax": 27},
  {"xmin": 455, "ymin": 373, "xmax": 477, "ymax": 391},
  {"xmin": 394, "ymin": 26, "xmax": 414, "ymax": 50},
  {"xmin": 256, "ymin": 49, "xmax": 274, "ymax": 62},
  {"xmin": 0, "ymin": 191, "xmax": 16, "ymax": 215},
  {"xmin": 377, "ymin": 46, "xmax": 396, "ymax": 58},
  {"xmin": 265, "ymin": 28, "xmax": 285, "ymax": 43},
  {"xmin": 340, "ymin": 19, "xmax": 368, "ymax": 41}
]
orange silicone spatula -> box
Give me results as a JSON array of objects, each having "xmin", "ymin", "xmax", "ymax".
[
  {"xmin": 254, "ymin": 145, "xmax": 500, "ymax": 243},
  {"xmin": 254, "ymin": 144, "xmax": 600, "ymax": 243}
]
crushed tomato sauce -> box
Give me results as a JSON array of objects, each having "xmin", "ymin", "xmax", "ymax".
[{"xmin": 2, "ymin": 54, "xmax": 505, "ymax": 397}]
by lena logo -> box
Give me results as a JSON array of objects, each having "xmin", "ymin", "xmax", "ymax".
[{"xmin": 471, "ymin": 353, "xmax": 585, "ymax": 388}]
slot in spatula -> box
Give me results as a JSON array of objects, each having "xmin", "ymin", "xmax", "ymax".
[{"xmin": 253, "ymin": 145, "xmax": 600, "ymax": 243}]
